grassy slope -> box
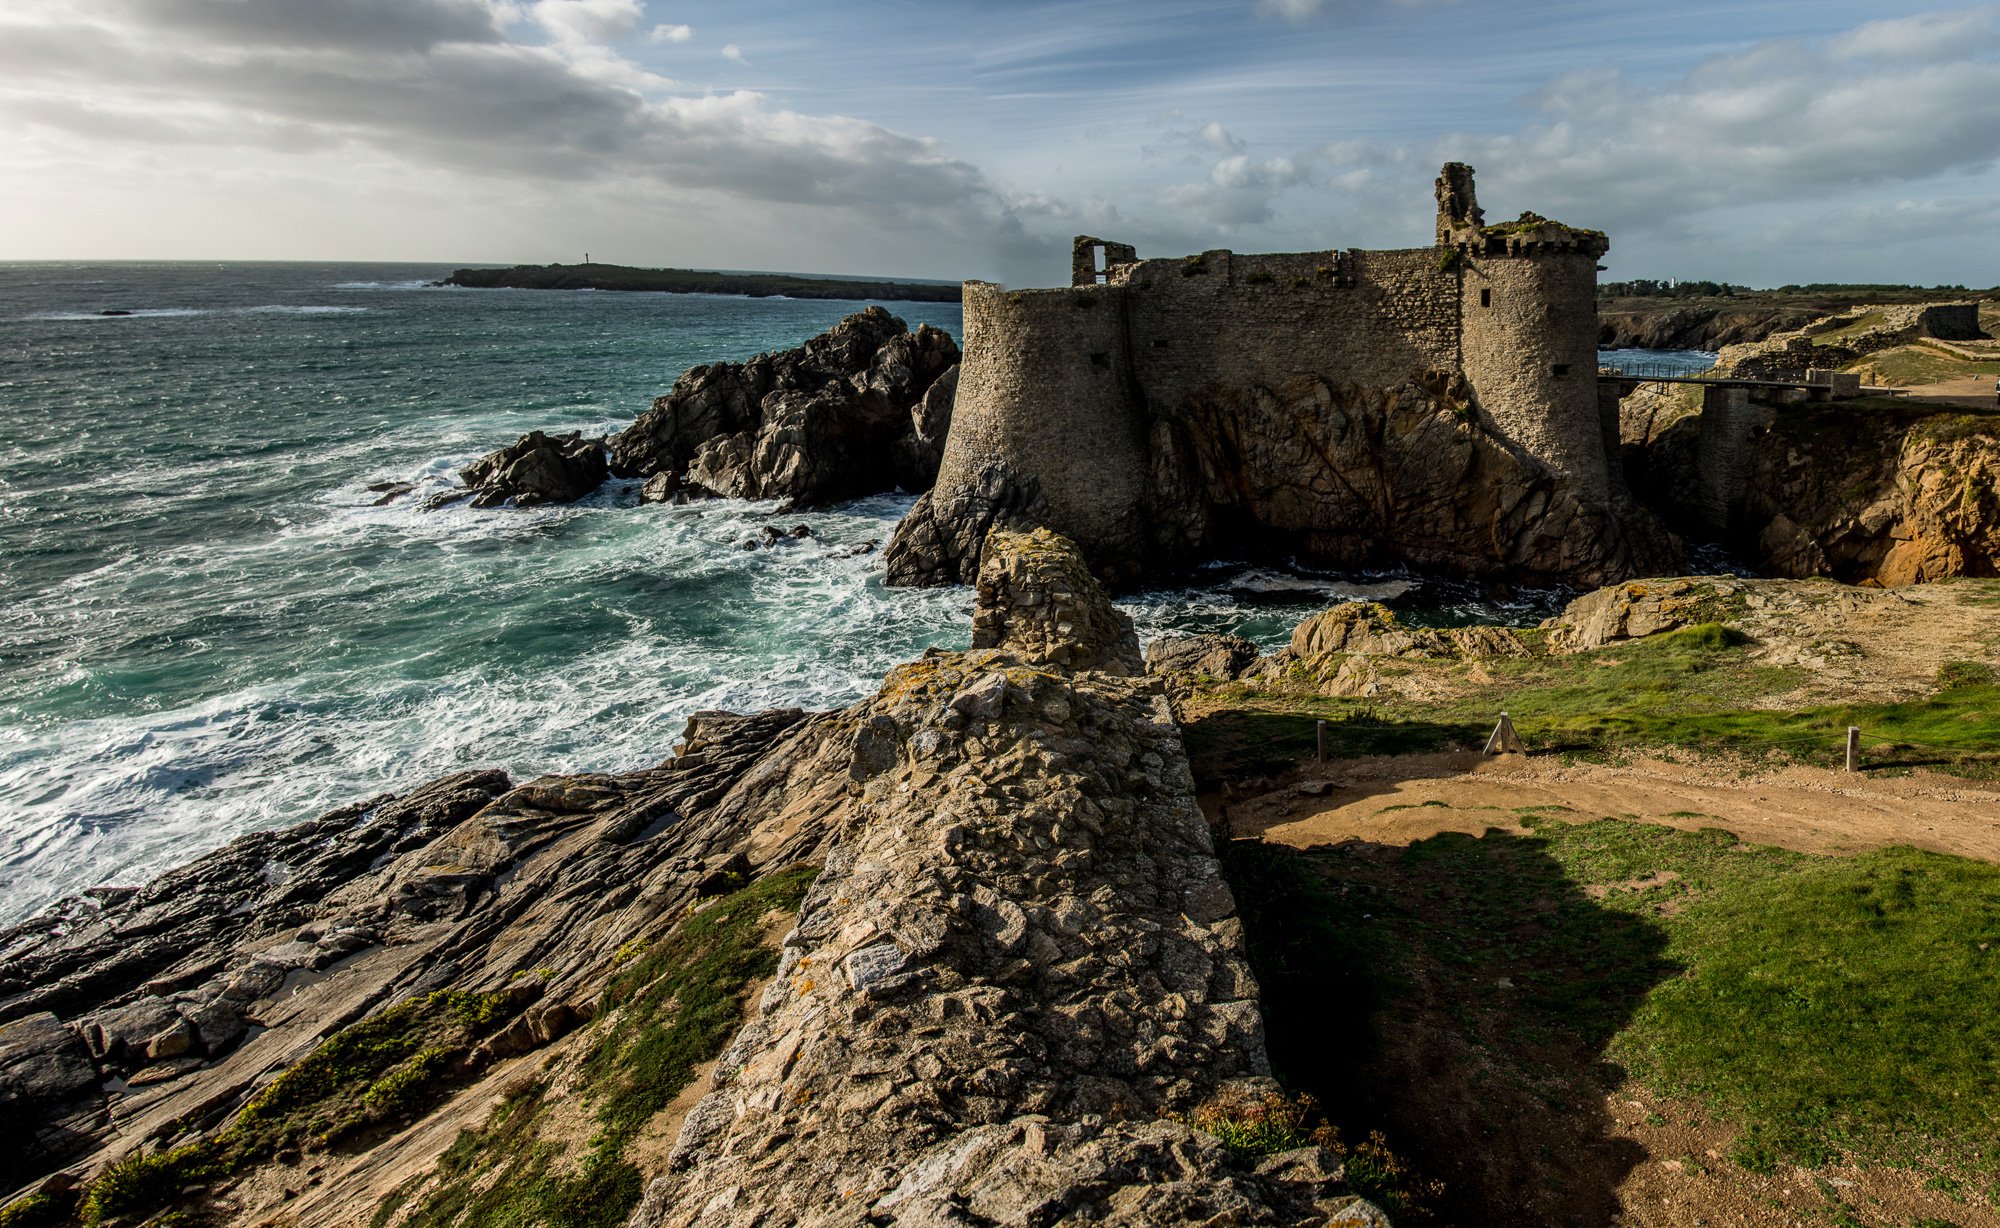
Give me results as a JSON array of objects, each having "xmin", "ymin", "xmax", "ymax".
[
  {"xmin": 1222, "ymin": 821, "xmax": 2000, "ymax": 1222},
  {"xmin": 1197, "ymin": 620, "xmax": 2000, "ymax": 1219},
  {"xmin": 1185, "ymin": 625, "xmax": 2000, "ymax": 782}
]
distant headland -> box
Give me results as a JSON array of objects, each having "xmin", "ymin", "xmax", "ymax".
[{"xmin": 437, "ymin": 261, "xmax": 962, "ymax": 302}]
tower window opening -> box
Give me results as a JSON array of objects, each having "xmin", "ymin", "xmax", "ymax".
[
  {"xmin": 1094, "ymin": 244, "xmax": 1107, "ymax": 284},
  {"xmin": 1151, "ymin": 339, "xmax": 1171, "ymax": 349},
  {"xmin": 1480, "ymin": 288, "xmax": 1492, "ymax": 308},
  {"xmin": 1551, "ymin": 364, "xmax": 1570, "ymax": 377},
  {"xmin": 1090, "ymin": 352, "xmax": 1111, "ymax": 369}
]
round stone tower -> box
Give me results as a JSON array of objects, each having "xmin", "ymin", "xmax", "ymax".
[
  {"xmin": 926, "ymin": 280, "xmax": 1149, "ymax": 576},
  {"xmin": 1441, "ymin": 164, "xmax": 1613, "ymax": 499}
]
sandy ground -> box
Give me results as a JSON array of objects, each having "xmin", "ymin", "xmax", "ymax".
[
  {"xmin": 1212, "ymin": 750, "xmax": 2000, "ymax": 1228},
  {"xmin": 1221, "ymin": 750, "xmax": 2000, "ymax": 862},
  {"xmin": 1906, "ymin": 374, "xmax": 2000, "ymax": 410}
]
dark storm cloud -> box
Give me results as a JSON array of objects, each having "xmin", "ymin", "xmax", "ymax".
[{"xmin": 0, "ymin": 0, "xmax": 1008, "ymax": 233}]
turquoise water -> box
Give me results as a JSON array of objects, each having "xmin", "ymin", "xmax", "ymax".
[{"xmin": 0, "ymin": 263, "xmax": 1568, "ymax": 925}]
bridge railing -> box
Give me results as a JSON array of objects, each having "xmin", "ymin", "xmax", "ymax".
[{"xmin": 1597, "ymin": 363, "xmax": 1830, "ymax": 385}]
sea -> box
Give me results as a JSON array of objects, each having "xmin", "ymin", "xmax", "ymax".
[{"xmin": 0, "ymin": 261, "xmax": 1706, "ymax": 926}]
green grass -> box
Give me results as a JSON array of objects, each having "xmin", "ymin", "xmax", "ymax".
[
  {"xmin": 1631, "ymin": 844, "xmax": 2000, "ymax": 1173},
  {"xmin": 1183, "ymin": 625, "xmax": 2000, "ymax": 782},
  {"xmin": 1273, "ymin": 815, "xmax": 2000, "ymax": 1208},
  {"xmin": 75, "ymin": 987, "xmax": 528, "ymax": 1224},
  {"xmin": 1850, "ymin": 345, "xmax": 2000, "ymax": 386},
  {"xmin": 381, "ymin": 864, "xmax": 819, "ymax": 1228}
]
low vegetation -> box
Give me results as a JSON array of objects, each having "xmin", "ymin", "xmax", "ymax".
[
  {"xmin": 1849, "ymin": 344, "xmax": 1999, "ymax": 387},
  {"xmin": 375, "ymin": 864, "xmax": 818, "ymax": 1228},
  {"xmin": 70, "ymin": 988, "xmax": 529, "ymax": 1225},
  {"xmin": 1217, "ymin": 813, "xmax": 2000, "ymax": 1223},
  {"xmin": 1184, "ymin": 624, "xmax": 2000, "ymax": 781}
]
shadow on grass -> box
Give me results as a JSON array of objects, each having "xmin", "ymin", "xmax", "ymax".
[
  {"xmin": 1221, "ymin": 830, "xmax": 1680, "ymax": 1226},
  {"xmin": 1183, "ymin": 708, "xmax": 1486, "ymax": 783}
]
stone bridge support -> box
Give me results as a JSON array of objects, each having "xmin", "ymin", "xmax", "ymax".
[{"xmin": 1694, "ymin": 384, "xmax": 1775, "ymax": 533}]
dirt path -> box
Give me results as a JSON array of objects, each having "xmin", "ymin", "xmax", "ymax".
[
  {"xmin": 1907, "ymin": 374, "xmax": 2000, "ymax": 410},
  {"xmin": 1223, "ymin": 750, "xmax": 2000, "ymax": 862}
]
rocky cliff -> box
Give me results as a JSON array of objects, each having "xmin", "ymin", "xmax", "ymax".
[
  {"xmin": 1598, "ymin": 307, "xmax": 1813, "ymax": 353},
  {"xmin": 1641, "ymin": 401, "xmax": 2000, "ymax": 584},
  {"xmin": 0, "ymin": 532, "xmax": 1386, "ymax": 1228},
  {"xmin": 887, "ymin": 373, "xmax": 1680, "ymax": 591}
]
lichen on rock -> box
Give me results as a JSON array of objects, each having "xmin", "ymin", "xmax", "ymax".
[{"xmin": 970, "ymin": 526, "xmax": 1143, "ymax": 674}]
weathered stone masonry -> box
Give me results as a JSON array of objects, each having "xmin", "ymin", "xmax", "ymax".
[{"xmin": 886, "ymin": 164, "xmax": 1676, "ymax": 591}]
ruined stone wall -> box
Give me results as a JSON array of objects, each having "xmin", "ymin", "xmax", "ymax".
[
  {"xmin": 899, "ymin": 164, "xmax": 1666, "ymax": 590},
  {"xmin": 927, "ymin": 248, "xmax": 1470, "ymax": 573},
  {"xmin": 1115, "ymin": 248, "xmax": 1461, "ymax": 401}
]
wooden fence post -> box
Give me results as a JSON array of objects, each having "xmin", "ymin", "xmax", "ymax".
[{"xmin": 1847, "ymin": 727, "xmax": 1860, "ymax": 772}]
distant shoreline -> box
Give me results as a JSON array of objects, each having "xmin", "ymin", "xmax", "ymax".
[{"xmin": 438, "ymin": 262, "xmax": 962, "ymax": 303}]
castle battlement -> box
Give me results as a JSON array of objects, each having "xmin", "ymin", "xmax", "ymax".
[{"xmin": 887, "ymin": 165, "xmax": 1678, "ymax": 590}]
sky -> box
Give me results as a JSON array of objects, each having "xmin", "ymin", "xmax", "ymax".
[{"xmin": 3, "ymin": 0, "xmax": 1998, "ymax": 287}]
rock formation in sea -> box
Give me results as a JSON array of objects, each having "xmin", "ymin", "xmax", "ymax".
[
  {"xmin": 609, "ymin": 304, "xmax": 960, "ymax": 506},
  {"xmin": 429, "ymin": 429, "xmax": 611, "ymax": 509},
  {"xmin": 0, "ymin": 530, "xmax": 1389, "ymax": 1228},
  {"xmin": 429, "ymin": 306, "xmax": 960, "ymax": 512}
]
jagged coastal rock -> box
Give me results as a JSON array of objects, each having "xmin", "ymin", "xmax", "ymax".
[
  {"xmin": 425, "ymin": 307, "xmax": 959, "ymax": 512},
  {"xmin": 0, "ymin": 530, "xmax": 1389, "ymax": 1228},
  {"xmin": 886, "ymin": 164, "xmax": 1681, "ymax": 592},
  {"xmin": 433, "ymin": 429, "xmax": 610, "ymax": 509},
  {"xmin": 609, "ymin": 305, "xmax": 960, "ymax": 506}
]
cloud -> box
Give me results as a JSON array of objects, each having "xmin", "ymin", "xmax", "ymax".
[
  {"xmin": 1437, "ymin": 8, "xmax": 2000, "ymax": 236},
  {"xmin": 0, "ymin": 0, "xmax": 1027, "ymax": 262},
  {"xmin": 1254, "ymin": 0, "xmax": 1327, "ymax": 20},
  {"xmin": 1823, "ymin": 6, "xmax": 2000, "ymax": 62},
  {"xmin": 721, "ymin": 43, "xmax": 747, "ymax": 63},
  {"xmin": 532, "ymin": 0, "xmax": 644, "ymax": 46},
  {"xmin": 1158, "ymin": 153, "xmax": 1310, "ymax": 226},
  {"xmin": 649, "ymin": 23, "xmax": 691, "ymax": 43}
]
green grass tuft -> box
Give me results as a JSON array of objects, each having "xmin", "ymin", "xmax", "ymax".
[{"xmin": 383, "ymin": 864, "xmax": 820, "ymax": 1228}]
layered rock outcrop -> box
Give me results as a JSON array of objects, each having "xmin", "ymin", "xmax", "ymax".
[
  {"xmin": 1642, "ymin": 401, "xmax": 2000, "ymax": 584},
  {"xmin": 1, "ymin": 532, "xmax": 1377, "ymax": 1228},
  {"xmin": 609, "ymin": 306, "xmax": 959, "ymax": 506},
  {"xmin": 0, "ymin": 706, "xmax": 839, "ymax": 1201},
  {"xmin": 890, "ymin": 376, "xmax": 1680, "ymax": 591},
  {"xmin": 632, "ymin": 529, "xmax": 1377, "ymax": 1227}
]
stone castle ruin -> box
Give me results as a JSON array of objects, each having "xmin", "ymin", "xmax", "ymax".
[{"xmin": 885, "ymin": 163, "xmax": 1679, "ymax": 590}]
